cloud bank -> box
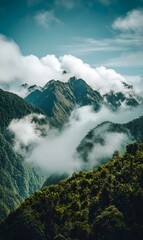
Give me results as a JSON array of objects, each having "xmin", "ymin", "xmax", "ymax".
[
  {"xmin": 79, "ymin": 121, "xmax": 131, "ymax": 169},
  {"xmin": 88, "ymin": 132, "xmax": 130, "ymax": 167},
  {"xmin": 8, "ymin": 105, "xmax": 143, "ymax": 175},
  {"xmin": 8, "ymin": 113, "xmax": 48, "ymax": 154},
  {"xmin": 0, "ymin": 34, "xmax": 135, "ymax": 96}
]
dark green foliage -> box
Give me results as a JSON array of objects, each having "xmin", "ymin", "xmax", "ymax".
[
  {"xmin": 77, "ymin": 117, "xmax": 143, "ymax": 163},
  {"xmin": 0, "ymin": 131, "xmax": 46, "ymax": 223},
  {"xmin": 91, "ymin": 205, "xmax": 125, "ymax": 240},
  {"xmin": 43, "ymin": 173, "xmax": 69, "ymax": 187},
  {"xmin": 125, "ymin": 116, "xmax": 143, "ymax": 142},
  {"xmin": 1, "ymin": 143, "xmax": 143, "ymax": 240},
  {"xmin": 0, "ymin": 89, "xmax": 47, "ymax": 222},
  {"xmin": 0, "ymin": 88, "xmax": 42, "ymax": 131}
]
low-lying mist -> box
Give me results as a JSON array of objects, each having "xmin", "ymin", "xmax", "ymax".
[
  {"xmin": 79, "ymin": 122, "xmax": 131, "ymax": 170},
  {"xmin": 8, "ymin": 105, "xmax": 143, "ymax": 175}
]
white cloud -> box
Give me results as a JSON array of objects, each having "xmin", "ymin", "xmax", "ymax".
[
  {"xmin": 22, "ymin": 54, "xmax": 61, "ymax": 84},
  {"xmin": 88, "ymin": 132, "xmax": 130, "ymax": 168},
  {"xmin": 0, "ymin": 35, "xmax": 63, "ymax": 93},
  {"xmin": 26, "ymin": 106, "xmax": 98, "ymax": 174},
  {"xmin": 0, "ymin": 34, "xmax": 141, "ymax": 96},
  {"xmin": 8, "ymin": 114, "xmax": 48, "ymax": 153},
  {"xmin": 41, "ymin": 54, "xmax": 61, "ymax": 71},
  {"xmin": 59, "ymin": 35, "xmax": 143, "ymax": 60},
  {"xmin": 78, "ymin": 121, "xmax": 131, "ymax": 169},
  {"xmin": 34, "ymin": 10, "xmax": 61, "ymax": 28},
  {"xmin": 60, "ymin": 40, "xmax": 126, "ymax": 56},
  {"xmin": 60, "ymin": 55, "xmax": 126, "ymax": 94},
  {"xmin": 112, "ymin": 9, "xmax": 143, "ymax": 33},
  {"xmin": 105, "ymin": 51, "xmax": 143, "ymax": 67},
  {"xmin": 8, "ymin": 105, "xmax": 143, "ymax": 174},
  {"xmin": 125, "ymin": 75, "xmax": 143, "ymax": 96},
  {"xmin": 0, "ymin": 35, "xmax": 23, "ymax": 84}
]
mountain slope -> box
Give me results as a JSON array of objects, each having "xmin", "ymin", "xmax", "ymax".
[
  {"xmin": 0, "ymin": 89, "xmax": 47, "ymax": 222},
  {"xmin": 25, "ymin": 78, "xmax": 104, "ymax": 127},
  {"xmin": 0, "ymin": 88, "xmax": 42, "ymax": 131},
  {"xmin": 0, "ymin": 132, "xmax": 45, "ymax": 223},
  {"xmin": 0, "ymin": 143, "xmax": 143, "ymax": 240},
  {"xmin": 77, "ymin": 116, "xmax": 143, "ymax": 164},
  {"xmin": 103, "ymin": 82, "xmax": 142, "ymax": 111},
  {"xmin": 26, "ymin": 80, "xmax": 76, "ymax": 127},
  {"xmin": 68, "ymin": 77, "xmax": 103, "ymax": 111},
  {"xmin": 25, "ymin": 78, "xmax": 143, "ymax": 127},
  {"xmin": 125, "ymin": 116, "xmax": 143, "ymax": 142}
]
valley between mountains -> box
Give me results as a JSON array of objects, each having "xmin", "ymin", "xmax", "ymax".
[{"xmin": 0, "ymin": 77, "xmax": 143, "ymax": 240}]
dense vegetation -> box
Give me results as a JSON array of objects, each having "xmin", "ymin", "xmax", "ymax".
[
  {"xmin": 125, "ymin": 116, "xmax": 143, "ymax": 142},
  {"xmin": 0, "ymin": 86, "xmax": 143, "ymax": 238},
  {"xmin": 1, "ymin": 142, "xmax": 143, "ymax": 240},
  {"xmin": 0, "ymin": 132, "xmax": 46, "ymax": 223},
  {"xmin": 0, "ymin": 89, "xmax": 46, "ymax": 222},
  {"xmin": 0, "ymin": 88, "xmax": 42, "ymax": 131},
  {"xmin": 77, "ymin": 116, "xmax": 143, "ymax": 163}
]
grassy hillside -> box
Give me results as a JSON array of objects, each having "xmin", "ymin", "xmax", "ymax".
[{"xmin": 1, "ymin": 142, "xmax": 143, "ymax": 240}]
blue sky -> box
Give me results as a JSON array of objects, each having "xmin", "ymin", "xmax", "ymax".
[{"xmin": 0, "ymin": 0, "xmax": 143, "ymax": 76}]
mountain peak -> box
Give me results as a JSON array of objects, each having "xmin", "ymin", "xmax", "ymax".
[
  {"xmin": 43, "ymin": 79, "xmax": 65, "ymax": 90},
  {"xmin": 122, "ymin": 81, "xmax": 133, "ymax": 90},
  {"xmin": 25, "ymin": 77, "xmax": 103, "ymax": 126},
  {"xmin": 68, "ymin": 76, "xmax": 78, "ymax": 82},
  {"xmin": 21, "ymin": 83, "xmax": 29, "ymax": 89},
  {"xmin": 25, "ymin": 77, "xmax": 143, "ymax": 127}
]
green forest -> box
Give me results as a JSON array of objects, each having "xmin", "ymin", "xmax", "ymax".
[
  {"xmin": 0, "ymin": 89, "xmax": 46, "ymax": 222},
  {"xmin": 0, "ymin": 0, "xmax": 143, "ymax": 238},
  {"xmin": 0, "ymin": 84, "xmax": 143, "ymax": 240},
  {"xmin": 1, "ymin": 142, "xmax": 143, "ymax": 240}
]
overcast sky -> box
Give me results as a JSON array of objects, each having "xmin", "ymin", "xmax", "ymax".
[{"xmin": 0, "ymin": 0, "xmax": 143, "ymax": 77}]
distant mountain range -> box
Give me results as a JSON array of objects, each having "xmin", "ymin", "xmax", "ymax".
[
  {"xmin": 43, "ymin": 116, "xmax": 143, "ymax": 187},
  {"xmin": 25, "ymin": 77, "xmax": 143, "ymax": 127},
  {"xmin": 0, "ymin": 76, "xmax": 143, "ymax": 228},
  {"xmin": 25, "ymin": 77, "xmax": 103, "ymax": 127}
]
